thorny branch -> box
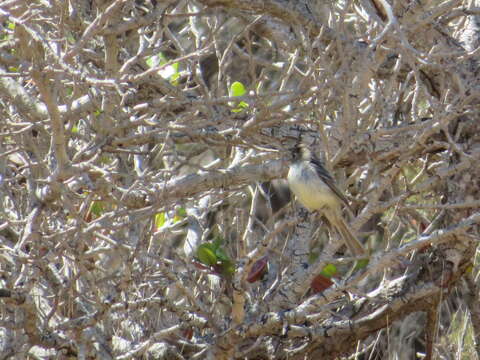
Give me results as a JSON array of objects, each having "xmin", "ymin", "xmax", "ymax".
[{"xmin": 0, "ymin": 0, "xmax": 479, "ymax": 359}]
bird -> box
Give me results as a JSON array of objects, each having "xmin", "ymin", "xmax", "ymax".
[{"xmin": 287, "ymin": 143, "xmax": 366, "ymax": 256}]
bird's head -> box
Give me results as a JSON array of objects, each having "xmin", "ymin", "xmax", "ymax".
[{"xmin": 290, "ymin": 143, "xmax": 312, "ymax": 162}]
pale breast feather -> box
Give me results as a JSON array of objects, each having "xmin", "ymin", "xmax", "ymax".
[{"xmin": 287, "ymin": 162, "xmax": 340, "ymax": 211}]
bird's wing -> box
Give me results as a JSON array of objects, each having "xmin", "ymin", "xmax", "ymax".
[{"xmin": 310, "ymin": 156, "xmax": 352, "ymax": 211}]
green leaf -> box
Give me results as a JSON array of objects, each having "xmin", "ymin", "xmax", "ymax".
[
  {"xmin": 147, "ymin": 53, "xmax": 168, "ymax": 67},
  {"xmin": 146, "ymin": 56, "xmax": 154, "ymax": 68},
  {"xmin": 229, "ymin": 82, "xmax": 248, "ymax": 112},
  {"xmin": 354, "ymin": 258, "xmax": 370, "ymax": 271},
  {"xmin": 90, "ymin": 201, "xmax": 105, "ymax": 217},
  {"xmin": 7, "ymin": 22, "xmax": 15, "ymax": 30},
  {"xmin": 197, "ymin": 244, "xmax": 218, "ymax": 266},
  {"xmin": 170, "ymin": 72, "xmax": 180, "ymax": 86},
  {"xmin": 215, "ymin": 247, "xmax": 230, "ymax": 262},
  {"xmin": 320, "ymin": 264, "xmax": 337, "ymax": 278},
  {"xmin": 218, "ymin": 260, "xmax": 235, "ymax": 277},
  {"xmin": 230, "ymin": 81, "xmax": 246, "ymax": 97},
  {"xmin": 147, "ymin": 53, "xmax": 179, "ymax": 81},
  {"xmin": 176, "ymin": 207, "xmax": 187, "ymax": 217},
  {"xmin": 173, "ymin": 207, "xmax": 186, "ymax": 223},
  {"xmin": 212, "ymin": 236, "xmax": 224, "ymax": 249},
  {"xmin": 155, "ymin": 212, "xmax": 166, "ymax": 228},
  {"xmin": 231, "ymin": 101, "xmax": 249, "ymax": 113}
]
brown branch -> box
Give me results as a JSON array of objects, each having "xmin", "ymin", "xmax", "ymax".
[
  {"xmin": 31, "ymin": 69, "xmax": 70, "ymax": 171},
  {"xmin": 152, "ymin": 159, "xmax": 286, "ymax": 208}
]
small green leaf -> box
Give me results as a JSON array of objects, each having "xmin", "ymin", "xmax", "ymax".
[
  {"xmin": 147, "ymin": 53, "xmax": 179, "ymax": 81},
  {"xmin": 155, "ymin": 212, "xmax": 166, "ymax": 228},
  {"xmin": 354, "ymin": 258, "xmax": 370, "ymax": 271},
  {"xmin": 146, "ymin": 54, "xmax": 158, "ymax": 68},
  {"xmin": 230, "ymin": 81, "xmax": 247, "ymax": 97},
  {"xmin": 231, "ymin": 101, "xmax": 249, "ymax": 113},
  {"xmin": 173, "ymin": 208, "xmax": 186, "ymax": 223},
  {"xmin": 170, "ymin": 72, "xmax": 180, "ymax": 86},
  {"xmin": 90, "ymin": 201, "xmax": 105, "ymax": 217},
  {"xmin": 215, "ymin": 247, "xmax": 230, "ymax": 262},
  {"xmin": 229, "ymin": 82, "xmax": 248, "ymax": 112},
  {"xmin": 320, "ymin": 264, "xmax": 337, "ymax": 278},
  {"xmin": 197, "ymin": 244, "xmax": 218, "ymax": 266},
  {"xmin": 7, "ymin": 22, "xmax": 15, "ymax": 30},
  {"xmin": 218, "ymin": 260, "xmax": 235, "ymax": 277},
  {"xmin": 212, "ymin": 236, "xmax": 224, "ymax": 249},
  {"xmin": 176, "ymin": 207, "xmax": 187, "ymax": 217}
]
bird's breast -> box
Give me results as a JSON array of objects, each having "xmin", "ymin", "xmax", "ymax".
[{"xmin": 287, "ymin": 162, "xmax": 340, "ymax": 212}]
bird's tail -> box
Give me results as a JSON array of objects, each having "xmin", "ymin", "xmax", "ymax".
[{"xmin": 326, "ymin": 213, "xmax": 366, "ymax": 257}]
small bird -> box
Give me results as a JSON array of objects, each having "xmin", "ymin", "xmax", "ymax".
[{"xmin": 287, "ymin": 144, "xmax": 366, "ymax": 256}]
